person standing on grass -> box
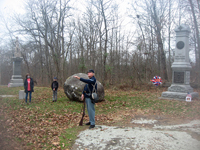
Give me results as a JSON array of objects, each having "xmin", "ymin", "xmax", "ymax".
[
  {"xmin": 73, "ymin": 69, "xmax": 97, "ymax": 129},
  {"xmin": 51, "ymin": 77, "xmax": 59, "ymax": 102},
  {"xmin": 24, "ymin": 73, "xmax": 34, "ymax": 104}
]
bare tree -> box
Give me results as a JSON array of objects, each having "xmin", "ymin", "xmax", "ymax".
[
  {"xmin": 188, "ymin": 0, "xmax": 200, "ymax": 84},
  {"xmin": 130, "ymin": 0, "xmax": 169, "ymax": 81},
  {"xmin": 91, "ymin": 0, "xmax": 113, "ymax": 85},
  {"xmin": 1, "ymin": 0, "xmax": 200, "ymax": 88},
  {"xmin": 14, "ymin": 0, "xmax": 71, "ymax": 85}
]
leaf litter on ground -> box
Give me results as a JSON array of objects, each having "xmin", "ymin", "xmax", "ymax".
[{"xmin": 0, "ymin": 85, "xmax": 200, "ymax": 149}]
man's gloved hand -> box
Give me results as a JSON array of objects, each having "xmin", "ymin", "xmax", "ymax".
[{"xmin": 91, "ymin": 99, "xmax": 95, "ymax": 104}]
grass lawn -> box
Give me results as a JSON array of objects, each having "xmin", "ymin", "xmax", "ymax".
[{"xmin": 0, "ymin": 85, "xmax": 200, "ymax": 149}]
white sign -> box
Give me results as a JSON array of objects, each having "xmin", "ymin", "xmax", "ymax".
[{"xmin": 186, "ymin": 95, "xmax": 192, "ymax": 102}]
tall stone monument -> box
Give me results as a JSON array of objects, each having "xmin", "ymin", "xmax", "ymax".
[
  {"xmin": 161, "ymin": 25, "xmax": 199, "ymax": 100},
  {"xmin": 9, "ymin": 37, "xmax": 24, "ymax": 87}
]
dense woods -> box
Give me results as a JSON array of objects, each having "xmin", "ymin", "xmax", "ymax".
[{"xmin": 0, "ymin": 0, "xmax": 199, "ymax": 87}]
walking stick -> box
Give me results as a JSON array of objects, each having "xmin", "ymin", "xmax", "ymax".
[{"xmin": 79, "ymin": 98, "xmax": 85, "ymax": 126}]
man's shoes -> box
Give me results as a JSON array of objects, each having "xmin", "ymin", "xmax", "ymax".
[
  {"xmin": 85, "ymin": 122, "xmax": 90, "ymax": 125},
  {"xmin": 89, "ymin": 125, "xmax": 95, "ymax": 129}
]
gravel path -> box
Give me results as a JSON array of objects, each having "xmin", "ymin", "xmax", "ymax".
[{"xmin": 72, "ymin": 119, "xmax": 200, "ymax": 150}]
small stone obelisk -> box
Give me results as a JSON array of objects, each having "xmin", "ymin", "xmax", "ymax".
[
  {"xmin": 161, "ymin": 25, "xmax": 199, "ymax": 100},
  {"xmin": 9, "ymin": 37, "xmax": 24, "ymax": 87}
]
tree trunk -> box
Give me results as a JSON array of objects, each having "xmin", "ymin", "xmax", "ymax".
[
  {"xmin": 152, "ymin": 1, "xmax": 168, "ymax": 81},
  {"xmin": 100, "ymin": 0, "xmax": 108, "ymax": 86},
  {"xmin": 188, "ymin": 0, "xmax": 200, "ymax": 85}
]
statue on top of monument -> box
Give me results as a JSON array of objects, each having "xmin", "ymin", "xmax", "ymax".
[{"xmin": 14, "ymin": 37, "xmax": 21, "ymax": 58}]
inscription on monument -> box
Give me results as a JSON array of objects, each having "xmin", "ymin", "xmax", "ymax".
[
  {"xmin": 175, "ymin": 55, "xmax": 185, "ymax": 60},
  {"xmin": 185, "ymin": 71, "xmax": 190, "ymax": 84},
  {"xmin": 174, "ymin": 72, "xmax": 184, "ymax": 83},
  {"xmin": 14, "ymin": 62, "xmax": 21, "ymax": 75}
]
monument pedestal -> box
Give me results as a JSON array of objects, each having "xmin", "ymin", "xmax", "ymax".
[
  {"xmin": 9, "ymin": 57, "xmax": 24, "ymax": 87},
  {"xmin": 161, "ymin": 91, "xmax": 198, "ymax": 101},
  {"xmin": 9, "ymin": 75, "xmax": 24, "ymax": 87}
]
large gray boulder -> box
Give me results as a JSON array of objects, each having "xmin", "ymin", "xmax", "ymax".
[{"xmin": 63, "ymin": 73, "xmax": 105, "ymax": 102}]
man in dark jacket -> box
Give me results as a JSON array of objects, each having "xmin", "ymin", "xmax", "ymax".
[
  {"xmin": 51, "ymin": 77, "xmax": 59, "ymax": 102},
  {"xmin": 74, "ymin": 69, "xmax": 97, "ymax": 129}
]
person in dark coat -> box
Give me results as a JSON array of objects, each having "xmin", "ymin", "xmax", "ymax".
[
  {"xmin": 24, "ymin": 73, "xmax": 34, "ymax": 104},
  {"xmin": 74, "ymin": 69, "xmax": 97, "ymax": 129},
  {"xmin": 51, "ymin": 77, "xmax": 59, "ymax": 102}
]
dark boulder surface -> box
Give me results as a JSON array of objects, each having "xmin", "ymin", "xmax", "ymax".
[{"xmin": 63, "ymin": 73, "xmax": 105, "ymax": 102}]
